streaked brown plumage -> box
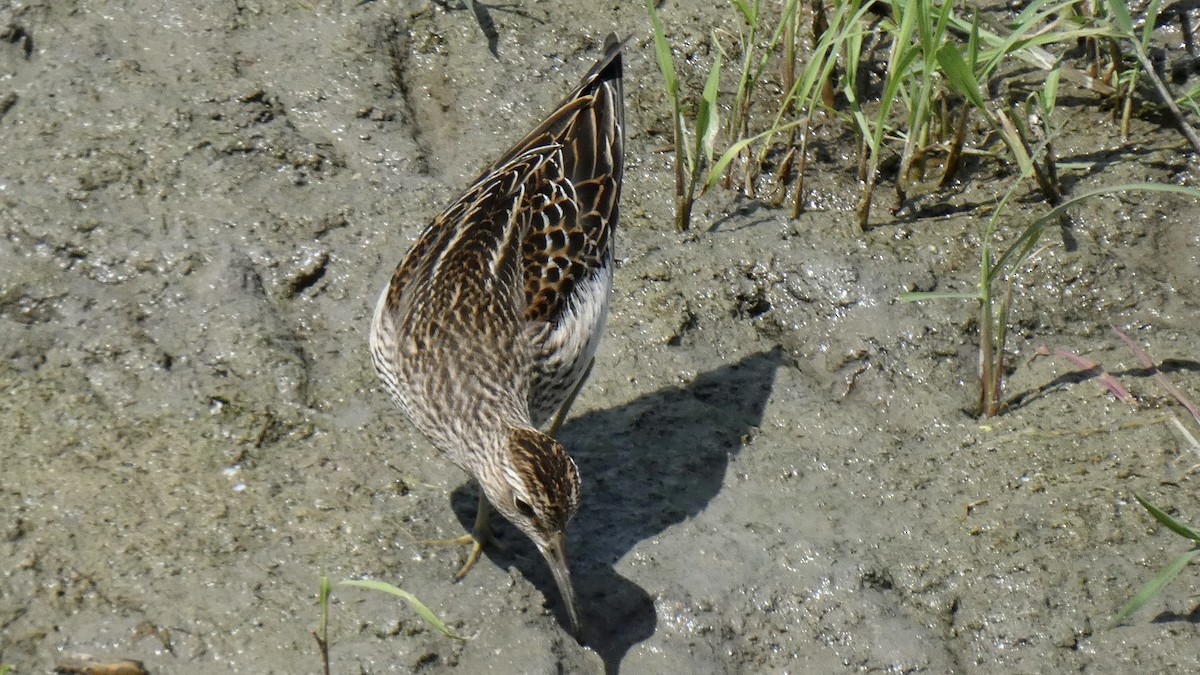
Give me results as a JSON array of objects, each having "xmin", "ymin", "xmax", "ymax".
[{"xmin": 369, "ymin": 34, "xmax": 624, "ymax": 637}]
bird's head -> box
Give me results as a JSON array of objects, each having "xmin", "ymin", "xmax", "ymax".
[{"xmin": 479, "ymin": 427, "xmax": 582, "ymax": 636}]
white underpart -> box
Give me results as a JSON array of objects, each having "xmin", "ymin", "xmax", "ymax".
[
  {"xmin": 529, "ymin": 258, "xmax": 612, "ymax": 427},
  {"xmin": 369, "ymin": 284, "xmax": 402, "ymax": 403}
]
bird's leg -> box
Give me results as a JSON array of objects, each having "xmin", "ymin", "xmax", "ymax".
[
  {"xmin": 546, "ymin": 358, "xmax": 594, "ymax": 437},
  {"xmin": 420, "ymin": 493, "xmax": 501, "ymax": 580}
]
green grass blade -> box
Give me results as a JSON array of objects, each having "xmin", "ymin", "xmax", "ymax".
[
  {"xmin": 1136, "ymin": 494, "xmax": 1200, "ymax": 541},
  {"xmin": 1113, "ymin": 546, "xmax": 1200, "ymax": 625},
  {"xmin": 995, "ymin": 109, "xmax": 1035, "ymax": 177},
  {"xmin": 899, "ymin": 291, "xmax": 982, "ymax": 302},
  {"xmin": 879, "ymin": 6, "xmax": 920, "ymax": 121},
  {"xmin": 705, "ymin": 119, "xmax": 805, "ymax": 194},
  {"xmin": 843, "ymin": 24, "xmax": 865, "ymax": 104},
  {"xmin": 1013, "ymin": 27, "xmax": 1124, "ymax": 51},
  {"xmin": 913, "ymin": 0, "xmax": 934, "ymax": 53},
  {"xmin": 966, "ymin": 9, "xmax": 980, "ymax": 68},
  {"xmin": 339, "ymin": 579, "xmax": 465, "ymax": 640},
  {"xmin": 990, "ymin": 184, "xmax": 1200, "ymax": 277},
  {"xmin": 732, "ymin": 0, "xmax": 756, "ymax": 26},
  {"xmin": 1042, "ymin": 61, "xmax": 1062, "ymax": 117},
  {"xmin": 936, "ymin": 42, "xmax": 987, "ymax": 111},
  {"xmin": 1010, "ymin": 0, "xmax": 1075, "ymax": 28},
  {"xmin": 1178, "ymin": 80, "xmax": 1200, "ymax": 116},
  {"xmin": 754, "ymin": 0, "xmax": 801, "ymax": 83},
  {"xmin": 1106, "ymin": 0, "xmax": 1134, "ymax": 36},
  {"xmin": 850, "ymin": 106, "xmax": 871, "ymax": 148},
  {"xmin": 696, "ymin": 52, "xmax": 723, "ymax": 165},
  {"xmin": 318, "ymin": 575, "xmax": 331, "ymax": 627},
  {"xmin": 1142, "ymin": 0, "xmax": 1165, "ymax": 47},
  {"xmin": 644, "ymin": 0, "xmax": 679, "ymax": 96},
  {"xmin": 932, "ymin": 0, "xmax": 955, "ymax": 48},
  {"xmin": 948, "ymin": 7, "xmax": 1117, "ymax": 80}
]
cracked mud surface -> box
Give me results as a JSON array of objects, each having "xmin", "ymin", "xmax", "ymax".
[{"xmin": 3, "ymin": 1, "xmax": 1200, "ymax": 673}]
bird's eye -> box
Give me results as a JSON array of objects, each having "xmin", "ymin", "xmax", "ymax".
[{"xmin": 514, "ymin": 497, "xmax": 536, "ymax": 519}]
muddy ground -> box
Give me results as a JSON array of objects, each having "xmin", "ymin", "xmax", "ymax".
[{"xmin": 3, "ymin": 0, "xmax": 1200, "ymax": 673}]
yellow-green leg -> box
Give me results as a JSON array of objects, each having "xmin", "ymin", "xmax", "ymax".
[{"xmin": 420, "ymin": 494, "xmax": 498, "ymax": 580}]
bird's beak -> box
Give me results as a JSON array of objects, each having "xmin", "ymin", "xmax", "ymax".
[{"xmin": 540, "ymin": 531, "xmax": 582, "ymax": 639}]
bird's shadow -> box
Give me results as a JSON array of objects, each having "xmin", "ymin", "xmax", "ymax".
[{"xmin": 450, "ymin": 348, "xmax": 784, "ymax": 673}]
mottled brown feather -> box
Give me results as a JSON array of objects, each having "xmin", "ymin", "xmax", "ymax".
[
  {"xmin": 506, "ymin": 427, "xmax": 581, "ymax": 532},
  {"xmin": 383, "ymin": 36, "xmax": 623, "ymax": 332},
  {"xmin": 369, "ymin": 34, "xmax": 624, "ymax": 641},
  {"xmin": 383, "ymin": 148, "xmax": 556, "ymax": 327}
]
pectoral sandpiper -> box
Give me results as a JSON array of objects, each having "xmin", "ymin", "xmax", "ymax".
[{"xmin": 369, "ymin": 34, "xmax": 624, "ymax": 637}]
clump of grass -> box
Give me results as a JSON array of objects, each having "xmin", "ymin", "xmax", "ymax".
[
  {"xmin": 771, "ymin": 0, "xmax": 878, "ymax": 216},
  {"xmin": 901, "ymin": 183, "xmax": 1200, "ymax": 417},
  {"xmin": 1114, "ymin": 495, "xmax": 1200, "ymax": 625},
  {"xmin": 314, "ymin": 575, "xmax": 463, "ymax": 674},
  {"xmin": 847, "ymin": 0, "xmax": 957, "ymax": 227},
  {"xmin": 1103, "ymin": 0, "xmax": 1200, "ymax": 151},
  {"xmin": 646, "ymin": 0, "xmax": 816, "ymax": 231},
  {"xmin": 819, "ymin": 0, "xmax": 1111, "ymax": 225},
  {"xmin": 889, "ymin": 2, "xmax": 1200, "ymax": 416},
  {"xmin": 643, "ymin": 3, "xmax": 1198, "ymax": 412},
  {"xmin": 645, "ymin": 0, "xmax": 1198, "ymax": 227},
  {"xmin": 716, "ymin": 0, "xmax": 801, "ymax": 195},
  {"xmin": 936, "ymin": 14, "xmax": 1066, "ymax": 206},
  {"xmin": 644, "ymin": 0, "xmax": 722, "ymax": 232}
]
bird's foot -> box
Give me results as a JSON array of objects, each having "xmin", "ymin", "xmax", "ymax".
[
  {"xmin": 419, "ymin": 496, "xmax": 504, "ymax": 580},
  {"xmin": 419, "ymin": 528, "xmax": 504, "ymax": 580}
]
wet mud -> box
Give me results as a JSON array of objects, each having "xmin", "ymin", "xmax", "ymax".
[{"xmin": 2, "ymin": 1, "xmax": 1199, "ymax": 673}]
